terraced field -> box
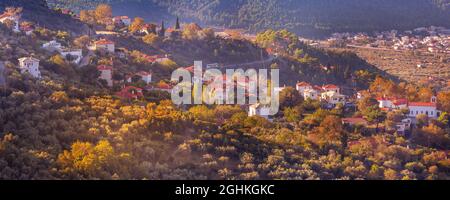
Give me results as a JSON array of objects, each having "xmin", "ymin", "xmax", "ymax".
[{"xmin": 337, "ymin": 47, "xmax": 450, "ymax": 90}]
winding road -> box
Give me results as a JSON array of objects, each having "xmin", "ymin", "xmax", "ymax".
[{"xmin": 220, "ymin": 55, "xmax": 277, "ymax": 69}]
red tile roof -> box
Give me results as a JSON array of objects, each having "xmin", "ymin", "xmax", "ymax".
[
  {"xmin": 312, "ymin": 86, "xmax": 324, "ymax": 91},
  {"xmin": 136, "ymin": 71, "xmax": 152, "ymax": 76},
  {"xmin": 156, "ymin": 82, "xmax": 173, "ymax": 90},
  {"xmin": 97, "ymin": 65, "xmax": 113, "ymax": 71},
  {"xmin": 166, "ymin": 28, "xmax": 175, "ymax": 33},
  {"xmin": 116, "ymin": 86, "xmax": 143, "ymax": 99},
  {"xmin": 323, "ymin": 84, "xmax": 339, "ymax": 89},
  {"xmin": 184, "ymin": 66, "xmax": 195, "ymax": 73},
  {"xmin": 393, "ymin": 99, "xmax": 408, "ymax": 106},
  {"xmin": 95, "ymin": 39, "xmax": 114, "ymax": 45},
  {"xmin": 141, "ymin": 54, "xmax": 167, "ymax": 63},
  {"xmin": 0, "ymin": 12, "xmax": 15, "ymax": 19},
  {"xmin": 409, "ymin": 102, "xmax": 437, "ymax": 107},
  {"xmin": 342, "ymin": 118, "xmax": 368, "ymax": 125},
  {"xmin": 296, "ymin": 81, "xmax": 311, "ymax": 87},
  {"xmin": 377, "ymin": 97, "xmax": 408, "ymax": 105}
]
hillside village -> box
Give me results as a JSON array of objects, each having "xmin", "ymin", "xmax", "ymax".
[
  {"xmin": 0, "ymin": 3, "xmax": 449, "ymax": 180},
  {"xmin": 326, "ymin": 27, "xmax": 450, "ymax": 54}
]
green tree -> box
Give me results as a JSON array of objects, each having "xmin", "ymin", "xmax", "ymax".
[{"xmin": 279, "ymin": 87, "xmax": 303, "ymax": 109}]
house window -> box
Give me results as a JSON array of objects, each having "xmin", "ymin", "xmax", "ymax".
[{"xmin": 426, "ymin": 111, "xmax": 429, "ymax": 115}]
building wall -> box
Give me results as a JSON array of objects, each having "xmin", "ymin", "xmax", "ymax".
[
  {"xmin": 99, "ymin": 70, "xmax": 113, "ymax": 87},
  {"xmin": 19, "ymin": 60, "xmax": 41, "ymax": 78},
  {"xmin": 142, "ymin": 75, "xmax": 152, "ymax": 84},
  {"xmin": 96, "ymin": 44, "xmax": 115, "ymax": 53},
  {"xmin": 408, "ymin": 106, "xmax": 439, "ymax": 118},
  {"xmin": 60, "ymin": 49, "xmax": 82, "ymax": 64}
]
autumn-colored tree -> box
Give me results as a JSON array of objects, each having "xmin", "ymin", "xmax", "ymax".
[
  {"xmin": 182, "ymin": 23, "xmax": 203, "ymax": 40},
  {"xmin": 142, "ymin": 33, "xmax": 161, "ymax": 46},
  {"xmin": 416, "ymin": 114, "xmax": 429, "ymax": 128},
  {"xmin": 50, "ymin": 54, "xmax": 67, "ymax": 67},
  {"xmin": 129, "ymin": 17, "xmax": 145, "ymax": 33},
  {"xmin": 158, "ymin": 59, "xmax": 178, "ymax": 71},
  {"xmin": 50, "ymin": 91, "xmax": 69, "ymax": 103},
  {"xmin": 384, "ymin": 168, "xmax": 399, "ymax": 180},
  {"xmin": 369, "ymin": 76, "xmax": 398, "ymax": 97},
  {"xmin": 95, "ymin": 4, "xmax": 113, "ymax": 25},
  {"xmin": 58, "ymin": 140, "xmax": 132, "ymax": 179},
  {"xmin": 437, "ymin": 91, "xmax": 450, "ymax": 112},
  {"xmin": 309, "ymin": 115, "xmax": 345, "ymax": 148},
  {"xmin": 189, "ymin": 105, "xmax": 216, "ymax": 122},
  {"xmin": 417, "ymin": 87, "xmax": 434, "ymax": 102},
  {"xmin": 412, "ymin": 124, "xmax": 450, "ymax": 149},
  {"xmin": 437, "ymin": 112, "xmax": 449, "ymax": 127},
  {"xmin": 74, "ymin": 35, "xmax": 90, "ymax": 48},
  {"xmin": 80, "ymin": 10, "xmax": 95, "ymax": 25},
  {"xmin": 283, "ymin": 106, "xmax": 302, "ymax": 123},
  {"xmin": 357, "ymin": 96, "xmax": 378, "ymax": 113},
  {"xmin": 385, "ymin": 111, "xmax": 404, "ymax": 130},
  {"xmin": 56, "ymin": 31, "xmax": 70, "ymax": 41}
]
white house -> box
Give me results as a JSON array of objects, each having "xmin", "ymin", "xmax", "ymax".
[
  {"xmin": 396, "ymin": 118, "xmax": 412, "ymax": 134},
  {"xmin": 322, "ymin": 84, "xmax": 340, "ymax": 94},
  {"xmin": 18, "ymin": 57, "xmax": 41, "ymax": 78},
  {"xmin": 94, "ymin": 39, "xmax": 115, "ymax": 53},
  {"xmin": 408, "ymin": 101, "xmax": 440, "ymax": 119},
  {"xmin": 248, "ymin": 103, "xmax": 272, "ymax": 121},
  {"xmin": 377, "ymin": 97, "xmax": 408, "ymax": 110},
  {"xmin": 127, "ymin": 71, "xmax": 152, "ymax": 84},
  {"xmin": 20, "ymin": 23, "xmax": 34, "ymax": 35},
  {"xmin": 97, "ymin": 65, "xmax": 113, "ymax": 87},
  {"xmin": 296, "ymin": 81, "xmax": 313, "ymax": 93},
  {"xmin": 0, "ymin": 11, "xmax": 20, "ymax": 32},
  {"xmin": 321, "ymin": 91, "xmax": 346, "ymax": 105},
  {"xmin": 42, "ymin": 40, "xmax": 62, "ymax": 51},
  {"xmin": 60, "ymin": 49, "xmax": 83, "ymax": 64},
  {"xmin": 113, "ymin": 16, "xmax": 131, "ymax": 26},
  {"xmin": 136, "ymin": 71, "xmax": 152, "ymax": 84},
  {"xmin": 303, "ymin": 88, "xmax": 321, "ymax": 100}
]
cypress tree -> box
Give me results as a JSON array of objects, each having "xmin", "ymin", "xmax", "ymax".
[
  {"xmin": 175, "ymin": 16, "xmax": 181, "ymax": 30},
  {"xmin": 159, "ymin": 20, "xmax": 166, "ymax": 37}
]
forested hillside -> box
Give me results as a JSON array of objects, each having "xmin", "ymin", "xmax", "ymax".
[
  {"xmin": 0, "ymin": 1, "xmax": 449, "ymax": 180},
  {"xmin": 46, "ymin": 0, "xmax": 450, "ymax": 38},
  {"xmin": 0, "ymin": 0, "xmax": 89, "ymax": 35}
]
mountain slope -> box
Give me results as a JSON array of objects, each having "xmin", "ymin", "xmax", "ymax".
[
  {"xmin": 0, "ymin": 0, "xmax": 90, "ymax": 35},
  {"xmin": 154, "ymin": 0, "xmax": 450, "ymax": 37},
  {"xmin": 46, "ymin": 0, "xmax": 450, "ymax": 38}
]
